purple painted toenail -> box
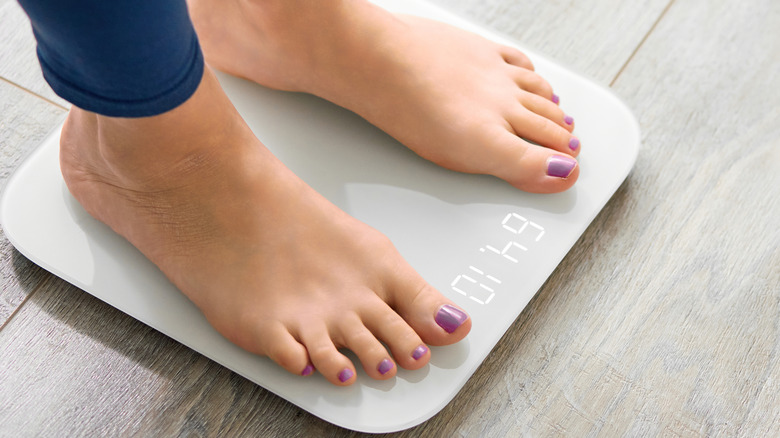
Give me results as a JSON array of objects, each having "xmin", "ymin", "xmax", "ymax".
[
  {"xmin": 378, "ymin": 359, "xmax": 394, "ymax": 375},
  {"xmin": 338, "ymin": 368, "xmax": 354, "ymax": 383},
  {"xmin": 564, "ymin": 115, "xmax": 574, "ymax": 125},
  {"xmin": 301, "ymin": 364, "xmax": 314, "ymax": 376},
  {"xmin": 569, "ymin": 138, "xmax": 580, "ymax": 151},
  {"xmin": 552, "ymin": 94, "xmax": 560, "ymax": 104},
  {"xmin": 412, "ymin": 345, "xmax": 429, "ymax": 360},
  {"xmin": 547, "ymin": 156, "xmax": 577, "ymax": 178},
  {"xmin": 435, "ymin": 305, "xmax": 469, "ymax": 334}
]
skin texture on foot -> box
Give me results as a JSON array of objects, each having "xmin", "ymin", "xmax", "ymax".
[
  {"xmin": 187, "ymin": 0, "xmax": 581, "ymax": 193},
  {"xmin": 59, "ymin": 68, "xmax": 471, "ymax": 386}
]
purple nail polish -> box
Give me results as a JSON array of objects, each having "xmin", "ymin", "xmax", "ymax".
[
  {"xmin": 435, "ymin": 305, "xmax": 469, "ymax": 334},
  {"xmin": 378, "ymin": 359, "xmax": 394, "ymax": 375},
  {"xmin": 338, "ymin": 368, "xmax": 354, "ymax": 383},
  {"xmin": 301, "ymin": 364, "xmax": 314, "ymax": 376},
  {"xmin": 564, "ymin": 115, "xmax": 574, "ymax": 125},
  {"xmin": 569, "ymin": 138, "xmax": 580, "ymax": 151},
  {"xmin": 552, "ymin": 94, "xmax": 560, "ymax": 104},
  {"xmin": 547, "ymin": 156, "xmax": 577, "ymax": 178},
  {"xmin": 412, "ymin": 345, "xmax": 428, "ymax": 360}
]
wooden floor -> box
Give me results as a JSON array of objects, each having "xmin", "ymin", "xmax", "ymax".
[{"xmin": 1, "ymin": 0, "xmax": 778, "ymax": 436}]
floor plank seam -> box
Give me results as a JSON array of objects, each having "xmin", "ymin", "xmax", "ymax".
[
  {"xmin": 609, "ymin": 0, "xmax": 676, "ymax": 87},
  {"xmin": 0, "ymin": 278, "xmax": 44, "ymax": 332},
  {"xmin": 0, "ymin": 76, "xmax": 68, "ymax": 111}
]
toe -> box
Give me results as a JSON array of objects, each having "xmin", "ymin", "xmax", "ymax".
[
  {"xmin": 518, "ymin": 92, "xmax": 575, "ymax": 134},
  {"xmin": 500, "ymin": 133, "xmax": 580, "ymax": 193},
  {"xmin": 491, "ymin": 131, "xmax": 579, "ymax": 193},
  {"xmin": 360, "ymin": 302, "xmax": 430, "ymax": 370},
  {"xmin": 381, "ymin": 266, "xmax": 472, "ymax": 347},
  {"xmin": 244, "ymin": 322, "xmax": 313, "ymax": 377},
  {"xmin": 300, "ymin": 324, "xmax": 356, "ymax": 386},
  {"xmin": 510, "ymin": 67, "xmax": 554, "ymax": 100},
  {"xmin": 337, "ymin": 314, "xmax": 398, "ymax": 379},
  {"xmin": 500, "ymin": 46, "xmax": 534, "ymax": 71},
  {"xmin": 508, "ymin": 105, "xmax": 581, "ymax": 157}
]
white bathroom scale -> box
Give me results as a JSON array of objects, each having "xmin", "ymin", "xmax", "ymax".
[{"xmin": 1, "ymin": 0, "xmax": 639, "ymax": 433}]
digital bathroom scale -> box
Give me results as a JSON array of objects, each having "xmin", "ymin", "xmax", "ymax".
[{"xmin": 1, "ymin": 0, "xmax": 639, "ymax": 433}]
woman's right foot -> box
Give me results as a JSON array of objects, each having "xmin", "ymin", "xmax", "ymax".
[{"xmin": 59, "ymin": 67, "xmax": 470, "ymax": 386}]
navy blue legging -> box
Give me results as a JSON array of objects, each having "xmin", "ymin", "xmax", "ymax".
[{"xmin": 17, "ymin": 0, "xmax": 204, "ymax": 117}]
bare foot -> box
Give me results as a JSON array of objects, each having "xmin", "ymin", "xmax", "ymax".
[
  {"xmin": 188, "ymin": 0, "xmax": 580, "ymax": 193},
  {"xmin": 60, "ymin": 67, "xmax": 471, "ymax": 385}
]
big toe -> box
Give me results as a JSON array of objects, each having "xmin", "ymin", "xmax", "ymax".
[
  {"xmin": 491, "ymin": 131, "xmax": 580, "ymax": 193},
  {"xmin": 383, "ymin": 266, "xmax": 472, "ymax": 347}
]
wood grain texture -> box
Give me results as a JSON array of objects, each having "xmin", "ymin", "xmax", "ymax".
[
  {"xmin": 0, "ymin": 0, "xmax": 778, "ymax": 436},
  {"xmin": 0, "ymin": 0, "xmax": 68, "ymax": 107},
  {"xmin": 602, "ymin": 0, "xmax": 780, "ymax": 433},
  {"xmin": 0, "ymin": 80, "xmax": 66, "ymax": 328},
  {"xmin": 0, "ymin": 278, "xmax": 324, "ymax": 437},
  {"xmin": 428, "ymin": 0, "xmax": 672, "ymax": 84}
]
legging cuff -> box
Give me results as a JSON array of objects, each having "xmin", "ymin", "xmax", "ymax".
[
  {"xmin": 20, "ymin": 0, "xmax": 205, "ymax": 117},
  {"xmin": 37, "ymin": 36, "xmax": 204, "ymax": 118}
]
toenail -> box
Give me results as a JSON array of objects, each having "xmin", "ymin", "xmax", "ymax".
[
  {"xmin": 552, "ymin": 94, "xmax": 560, "ymax": 104},
  {"xmin": 338, "ymin": 368, "xmax": 354, "ymax": 383},
  {"xmin": 547, "ymin": 156, "xmax": 577, "ymax": 178},
  {"xmin": 378, "ymin": 359, "xmax": 394, "ymax": 375},
  {"xmin": 412, "ymin": 345, "xmax": 429, "ymax": 360},
  {"xmin": 564, "ymin": 115, "xmax": 574, "ymax": 125},
  {"xmin": 301, "ymin": 364, "xmax": 314, "ymax": 376},
  {"xmin": 569, "ymin": 138, "xmax": 580, "ymax": 151},
  {"xmin": 435, "ymin": 305, "xmax": 469, "ymax": 334}
]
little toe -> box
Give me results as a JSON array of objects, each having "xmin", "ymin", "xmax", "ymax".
[
  {"xmin": 492, "ymin": 132, "xmax": 579, "ymax": 193},
  {"xmin": 337, "ymin": 314, "xmax": 397, "ymax": 379},
  {"xmin": 300, "ymin": 326, "xmax": 356, "ymax": 385},
  {"xmin": 508, "ymin": 108, "xmax": 581, "ymax": 157},
  {"xmin": 245, "ymin": 323, "xmax": 313, "ymax": 377},
  {"xmin": 500, "ymin": 46, "xmax": 534, "ymax": 71}
]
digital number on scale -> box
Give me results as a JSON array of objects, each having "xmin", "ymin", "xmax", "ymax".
[{"xmin": 450, "ymin": 213, "xmax": 545, "ymax": 305}]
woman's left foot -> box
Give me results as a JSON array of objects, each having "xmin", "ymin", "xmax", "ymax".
[{"xmin": 188, "ymin": 0, "xmax": 580, "ymax": 193}]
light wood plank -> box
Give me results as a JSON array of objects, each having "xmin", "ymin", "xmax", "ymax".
[
  {"xmin": 0, "ymin": 80, "xmax": 66, "ymax": 327},
  {"xmin": 0, "ymin": 0, "xmax": 68, "ymax": 107},
  {"xmin": 429, "ymin": 0, "xmax": 671, "ymax": 84},
  {"xmin": 602, "ymin": 0, "xmax": 780, "ymax": 433}
]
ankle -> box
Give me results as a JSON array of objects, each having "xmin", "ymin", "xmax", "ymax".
[{"xmin": 65, "ymin": 68, "xmax": 246, "ymax": 190}]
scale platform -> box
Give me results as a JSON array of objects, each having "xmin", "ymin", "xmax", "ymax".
[{"xmin": 1, "ymin": 0, "xmax": 639, "ymax": 433}]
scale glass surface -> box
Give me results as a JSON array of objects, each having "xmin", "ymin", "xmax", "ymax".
[{"xmin": 1, "ymin": 0, "xmax": 639, "ymax": 433}]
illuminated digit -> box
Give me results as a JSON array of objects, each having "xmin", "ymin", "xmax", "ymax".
[
  {"xmin": 502, "ymin": 213, "xmax": 529, "ymax": 234},
  {"xmin": 502, "ymin": 213, "xmax": 545, "ymax": 242},
  {"xmin": 450, "ymin": 266, "xmax": 501, "ymax": 305},
  {"xmin": 499, "ymin": 241, "xmax": 527, "ymax": 263},
  {"xmin": 481, "ymin": 242, "xmax": 526, "ymax": 263},
  {"xmin": 529, "ymin": 222, "xmax": 545, "ymax": 242}
]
